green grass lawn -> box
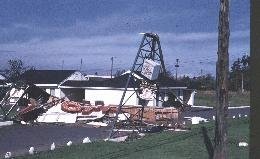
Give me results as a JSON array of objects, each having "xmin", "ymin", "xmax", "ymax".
[
  {"xmin": 194, "ymin": 90, "xmax": 250, "ymax": 106},
  {"xmin": 17, "ymin": 119, "xmax": 249, "ymax": 159}
]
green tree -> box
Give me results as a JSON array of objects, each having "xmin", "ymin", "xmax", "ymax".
[
  {"xmin": 229, "ymin": 55, "xmax": 249, "ymax": 91},
  {"xmin": 5, "ymin": 59, "xmax": 34, "ymax": 83},
  {"xmin": 201, "ymin": 74, "xmax": 215, "ymax": 90},
  {"xmin": 240, "ymin": 55, "xmax": 250, "ymax": 91},
  {"xmin": 179, "ymin": 74, "xmax": 215, "ymax": 90}
]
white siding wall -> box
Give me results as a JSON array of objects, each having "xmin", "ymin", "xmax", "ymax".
[
  {"xmin": 55, "ymin": 89, "xmax": 61, "ymax": 98},
  {"xmin": 84, "ymin": 88, "xmax": 186, "ymax": 107},
  {"xmin": 187, "ymin": 91, "xmax": 196, "ymax": 106},
  {"xmin": 85, "ymin": 89, "xmax": 138, "ymax": 106},
  {"xmin": 60, "ymin": 89, "xmax": 65, "ymax": 98},
  {"xmin": 45, "ymin": 89, "xmax": 51, "ymax": 94}
]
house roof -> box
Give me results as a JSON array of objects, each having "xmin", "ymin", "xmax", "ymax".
[
  {"xmin": 87, "ymin": 76, "xmax": 110, "ymax": 82},
  {"xmin": 157, "ymin": 76, "xmax": 187, "ymax": 87},
  {"xmin": 20, "ymin": 70, "xmax": 76, "ymax": 84},
  {"xmin": 60, "ymin": 72, "xmax": 186, "ymax": 88},
  {"xmin": 133, "ymin": 71, "xmax": 186, "ymax": 87},
  {"xmin": 60, "ymin": 74, "xmax": 139, "ymax": 88},
  {"xmin": 0, "ymin": 74, "xmax": 6, "ymax": 80}
]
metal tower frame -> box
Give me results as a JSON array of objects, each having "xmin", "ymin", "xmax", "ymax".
[{"xmin": 108, "ymin": 33, "xmax": 166, "ymax": 139}]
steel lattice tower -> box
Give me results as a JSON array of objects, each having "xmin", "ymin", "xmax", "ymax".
[{"xmin": 108, "ymin": 33, "xmax": 166, "ymax": 139}]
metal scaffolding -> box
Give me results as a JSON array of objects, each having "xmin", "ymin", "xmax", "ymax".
[{"xmin": 108, "ymin": 33, "xmax": 166, "ymax": 139}]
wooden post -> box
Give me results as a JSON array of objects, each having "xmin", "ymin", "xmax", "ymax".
[
  {"xmin": 214, "ymin": 0, "xmax": 229, "ymax": 158},
  {"xmin": 241, "ymin": 72, "xmax": 244, "ymax": 93},
  {"xmin": 110, "ymin": 57, "xmax": 114, "ymax": 79}
]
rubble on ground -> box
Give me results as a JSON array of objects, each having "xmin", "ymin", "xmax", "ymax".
[{"xmin": 0, "ymin": 84, "xmax": 190, "ymax": 136}]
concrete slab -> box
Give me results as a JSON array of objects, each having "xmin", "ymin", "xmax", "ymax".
[{"xmin": 0, "ymin": 121, "xmax": 13, "ymax": 127}]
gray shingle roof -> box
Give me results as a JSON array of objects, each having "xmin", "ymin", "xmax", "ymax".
[
  {"xmin": 21, "ymin": 70, "xmax": 76, "ymax": 84},
  {"xmin": 61, "ymin": 74, "xmax": 139, "ymax": 88},
  {"xmin": 60, "ymin": 72, "xmax": 186, "ymax": 88}
]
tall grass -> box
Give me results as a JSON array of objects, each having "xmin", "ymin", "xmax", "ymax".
[{"xmin": 194, "ymin": 91, "xmax": 250, "ymax": 106}]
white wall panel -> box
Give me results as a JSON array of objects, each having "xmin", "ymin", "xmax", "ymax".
[
  {"xmin": 55, "ymin": 89, "xmax": 61, "ymax": 98},
  {"xmin": 85, "ymin": 89, "xmax": 138, "ymax": 106}
]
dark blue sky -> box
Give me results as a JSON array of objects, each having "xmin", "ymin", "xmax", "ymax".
[{"xmin": 0, "ymin": 0, "xmax": 249, "ymax": 76}]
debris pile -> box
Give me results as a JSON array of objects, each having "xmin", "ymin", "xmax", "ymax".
[
  {"xmin": 0, "ymin": 84, "xmax": 61, "ymax": 122},
  {"xmin": 0, "ymin": 84, "xmax": 189, "ymax": 143}
]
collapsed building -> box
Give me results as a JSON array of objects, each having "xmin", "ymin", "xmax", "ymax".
[
  {"xmin": 17, "ymin": 69, "xmax": 194, "ymax": 107},
  {"xmin": 0, "ymin": 73, "xmax": 195, "ymax": 124},
  {"xmin": 0, "ymin": 33, "xmax": 196, "ymax": 136}
]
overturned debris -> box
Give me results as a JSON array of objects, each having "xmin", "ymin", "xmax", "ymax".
[
  {"xmin": 0, "ymin": 84, "xmax": 183, "ymax": 130},
  {"xmin": 66, "ymin": 102, "xmax": 179, "ymax": 124},
  {"xmin": 58, "ymin": 100, "xmax": 180, "ymax": 125},
  {"xmin": 0, "ymin": 84, "xmax": 63, "ymax": 122}
]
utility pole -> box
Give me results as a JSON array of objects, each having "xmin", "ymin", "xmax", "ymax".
[
  {"xmin": 62, "ymin": 60, "xmax": 64, "ymax": 70},
  {"xmin": 110, "ymin": 57, "xmax": 114, "ymax": 78},
  {"xmin": 200, "ymin": 69, "xmax": 204, "ymax": 89},
  {"xmin": 80, "ymin": 58, "xmax": 83, "ymax": 71},
  {"xmin": 214, "ymin": 0, "xmax": 229, "ymax": 158},
  {"xmin": 175, "ymin": 59, "xmax": 179, "ymax": 80},
  {"xmin": 241, "ymin": 72, "xmax": 244, "ymax": 93}
]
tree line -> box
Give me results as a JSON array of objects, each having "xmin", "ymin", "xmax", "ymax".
[
  {"xmin": 178, "ymin": 54, "xmax": 249, "ymax": 91},
  {"xmin": 1, "ymin": 54, "xmax": 249, "ymax": 92},
  {"xmin": 114, "ymin": 54, "xmax": 250, "ymax": 92}
]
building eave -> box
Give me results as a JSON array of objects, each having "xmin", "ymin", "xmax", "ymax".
[
  {"xmin": 59, "ymin": 86, "xmax": 136, "ymax": 91},
  {"xmin": 160, "ymin": 87, "xmax": 187, "ymax": 89},
  {"xmin": 35, "ymin": 84, "xmax": 59, "ymax": 87}
]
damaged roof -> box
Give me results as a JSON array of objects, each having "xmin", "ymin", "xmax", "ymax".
[
  {"xmin": 60, "ymin": 74, "xmax": 140, "ymax": 88},
  {"xmin": 60, "ymin": 72, "xmax": 186, "ymax": 88},
  {"xmin": 157, "ymin": 76, "xmax": 187, "ymax": 87},
  {"xmin": 20, "ymin": 70, "xmax": 76, "ymax": 84}
]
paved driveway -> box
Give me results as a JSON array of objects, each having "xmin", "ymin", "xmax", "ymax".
[{"xmin": 0, "ymin": 123, "xmax": 110, "ymax": 157}]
